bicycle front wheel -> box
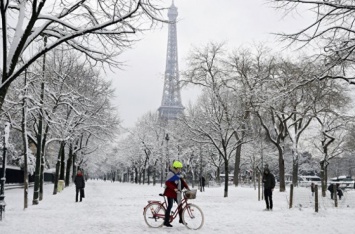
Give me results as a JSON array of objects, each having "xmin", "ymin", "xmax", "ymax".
[
  {"xmin": 182, "ymin": 203, "xmax": 204, "ymax": 230},
  {"xmin": 143, "ymin": 203, "xmax": 166, "ymax": 228}
]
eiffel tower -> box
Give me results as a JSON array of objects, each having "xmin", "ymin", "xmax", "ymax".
[{"xmin": 158, "ymin": 1, "xmax": 184, "ymax": 121}]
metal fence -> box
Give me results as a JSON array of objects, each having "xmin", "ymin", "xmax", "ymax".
[{"xmin": 288, "ymin": 185, "xmax": 355, "ymax": 211}]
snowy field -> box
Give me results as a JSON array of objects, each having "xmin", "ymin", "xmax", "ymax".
[{"xmin": 1, "ymin": 180, "xmax": 355, "ymax": 234}]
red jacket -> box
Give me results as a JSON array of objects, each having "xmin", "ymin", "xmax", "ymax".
[{"xmin": 163, "ymin": 170, "xmax": 189, "ymax": 199}]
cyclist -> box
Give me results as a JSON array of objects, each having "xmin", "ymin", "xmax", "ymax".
[{"xmin": 163, "ymin": 160, "xmax": 190, "ymax": 227}]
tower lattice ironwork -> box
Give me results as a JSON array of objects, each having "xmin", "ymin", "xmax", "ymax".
[{"xmin": 158, "ymin": 1, "xmax": 184, "ymax": 121}]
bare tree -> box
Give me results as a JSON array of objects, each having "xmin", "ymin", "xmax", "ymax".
[
  {"xmin": 181, "ymin": 43, "xmax": 252, "ymax": 196},
  {"xmin": 272, "ymin": 0, "xmax": 355, "ymax": 84},
  {"xmin": 3, "ymin": 47, "xmax": 120, "ymax": 201},
  {"xmin": 226, "ymin": 46, "xmax": 274, "ymax": 186},
  {"xmin": 21, "ymin": 69, "xmax": 29, "ymax": 209},
  {"xmin": 182, "ymin": 91, "xmax": 239, "ymax": 197},
  {"xmin": 0, "ymin": 0, "xmax": 166, "ymax": 111},
  {"xmin": 313, "ymin": 113, "xmax": 349, "ymax": 197}
]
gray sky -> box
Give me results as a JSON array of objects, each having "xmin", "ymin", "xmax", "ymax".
[{"xmin": 110, "ymin": 0, "xmax": 311, "ymax": 128}]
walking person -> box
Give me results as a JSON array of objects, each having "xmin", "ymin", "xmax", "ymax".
[
  {"xmin": 74, "ymin": 169, "xmax": 85, "ymax": 202},
  {"xmin": 262, "ymin": 168, "xmax": 275, "ymax": 211},
  {"xmin": 328, "ymin": 183, "xmax": 343, "ymax": 200},
  {"xmin": 311, "ymin": 182, "xmax": 315, "ymax": 196},
  {"xmin": 163, "ymin": 161, "xmax": 190, "ymax": 227},
  {"xmin": 199, "ymin": 176, "xmax": 205, "ymax": 192},
  {"xmin": 337, "ymin": 185, "xmax": 343, "ymax": 200}
]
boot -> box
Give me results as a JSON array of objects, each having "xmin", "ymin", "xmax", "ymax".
[{"xmin": 163, "ymin": 223, "xmax": 173, "ymax": 227}]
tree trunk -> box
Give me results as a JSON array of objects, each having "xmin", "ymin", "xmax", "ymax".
[
  {"xmin": 39, "ymin": 37, "xmax": 47, "ymax": 201},
  {"xmin": 39, "ymin": 150, "xmax": 44, "ymax": 201},
  {"xmin": 192, "ymin": 169, "xmax": 195, "ymax": 188},
  {"xmin": 233, "ymin": 143, "xmax": 242, "ymax": 187},
  {"xmin": 39, "ymin": 123, "xmax": 49, "ymax": 200},
  {"xmin": 320, "ymin": 160, "xmax": 329, "ymax": 197},
  {"xmin": 277, "ymin": 146, "xmax": 286, "ymax": 192},
  {"xmin": 32, "ymin": 91, "xmax": 44, "ymax": 205},
  {"xmin": 21, "ymin": 71, "xmax": 29, "ymax": 209},
  {"xmin": 199, "ymin": 147, "xmax": 203, "ymax": 183},
  {"xmin": 0, "ymin": 130, "xmax": 8, "ymax": 210},
  {"xmin": 72, "ymin": 152, "xmax": 77, "ymax": 182},
  {"xmin": 292, "ymin": 155, "xmax": 299, "ymax": 187},
  {"xmin": 72, "ymin": 138, "xmax": 80, "ymax": 182},
  {"xmin": 216, "ymin": 167, "xmax": 220, "ymax": 185},
  {"xmin": 134, "ymin": 167, "xmax": 138, "ymax": 183},
  {"xmin": 147, "ymin": 166, "xmax": 150, "ymax": 185},
  {"xmin": 65, "ymin": 143, "xmax": 73, "ymax": 187},
  {"xmin": 160, "ymin": 157, "xmax": 163, "ymax": 187},
  {"xmin": 39, "ymin": 128, "xmax": 47, "ymax": 201},
  {"xmin": 224, "ymin": 160, "xmax": 229, "ymax": 197},
  {"xmin": 153, "ymin": 160, "xmax": 158, "ymax": 186},
  {"xmin": 0, "ymin": 83, "xmax": 10, "ymax": 117},
  {"xmin": 59, "ymin": 143, "xmax": 65, "ymax": 180},
  {"xmin": 138, "ymin": 168, "xmax": 142, "ymax": 184},
  {"xmin": 53, "ymin": 142, "xmax": 65, "ymax": 195},
  {"xmin": 320, "ymin": 160, "xmax": 325, "ymax": 197},
  {"xmin": 142, "ymin": 148, "xmax": 150, "ymax": 185}
]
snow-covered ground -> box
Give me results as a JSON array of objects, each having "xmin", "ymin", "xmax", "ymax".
[{"xmin": 1, "ymin": 180, "xmax": 355, "ymax": 234}]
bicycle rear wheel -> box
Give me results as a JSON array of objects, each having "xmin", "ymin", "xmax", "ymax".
[
  {"xmin": 143, "ymin": 203, "xmax": 166, "ymax": 228},
  {"xmin": 182, "ymin": 203, "xmax": 204, "ymax": 230}
]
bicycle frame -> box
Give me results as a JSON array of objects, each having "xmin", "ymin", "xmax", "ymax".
[
  {"xmin": 164, "ymin": 195, "xmax": 188, "ymax": 222},
  {"xmin": 144, "ymin": 193, "xmax": 189, "ymax": 223},
  {"xmin": 144, "ymin": 190, "xmax": 204, "ymax": 230}
]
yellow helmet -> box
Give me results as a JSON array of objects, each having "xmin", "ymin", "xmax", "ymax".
[{"xmin": 173, "ymin": 161, "xmax": 183, "ymax": 168}]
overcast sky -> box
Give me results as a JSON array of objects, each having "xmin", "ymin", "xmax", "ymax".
[{"xmin": 110, "ymin": 0, "xmax": 312, "ymax": 128}]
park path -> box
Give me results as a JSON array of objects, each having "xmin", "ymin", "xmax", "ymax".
[
  {"xmin": 2, "ymin": 180, "xmax": 355, "ymax": 234},
  {"xmin": 2, "ymin": 180, "xmax": 189, "ymax": 233}
]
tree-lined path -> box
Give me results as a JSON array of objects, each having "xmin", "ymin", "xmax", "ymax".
[{"xmin": 2, "ymin": 181, "xmax": 355, "ymax": 234}]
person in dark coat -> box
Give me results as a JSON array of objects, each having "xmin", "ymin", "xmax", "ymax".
[
  {"xmin": 74, "ymin": 170, "xmax": 85, "ymax": 202},
  {"xmin": 328, "ymin": 183, "xmax": 343, "ymax": 200},
  {"xmin": 199, "ymin": 176, "xmax": 205, "ymax": 192},
  {"xmin": 262, "ymin": 168, "xmax": 275, "ymax": 211},
  {"xmin": 163, "ymin": 161, "xmax": 190, "ymax": 227},
  {"xmin": 311, "ymin": 182, "xmax": 315, "ymax": 196}
]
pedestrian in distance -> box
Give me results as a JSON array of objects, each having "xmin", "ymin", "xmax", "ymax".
[
  {"xmin": 338, "ymin": 185, "xmax": 343, "ymax": 200},
  {"xmin": 311, "ymin": 182, "xmax": 315, "ymax": 196},
  {"xmin": 199, "ymin": 176, "xmax": 205, "ymax": 192},
  {"xmin": 163, "ymin": 160, "xmax": 190, "ymax": 228},
  {"xmin": 262, "ymin": 168, "xmax": 275, "ymax": 211},
  {"xmin": 74, "ymin": 169, "xmax": 85, "ymax": 202},
  {"xmin": 328, "ymin": 183, "xmax": 343, "ymax": 200}
]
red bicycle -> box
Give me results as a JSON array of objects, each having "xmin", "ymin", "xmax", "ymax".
[{"xmin": 143, "ymin": 189, "xmax": 204, "ymax": 230}]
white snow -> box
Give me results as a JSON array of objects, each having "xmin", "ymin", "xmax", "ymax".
[
  {"xmin": 4, "ymin": 122, "xmax": 10, "ymax": 146},
  {"xmin": 6, "ymin": 1, "xmax": 26, "ymax": 72},
  {"xmin": 1, "ymin": 180, "xmax": 355, "ymax": 233}
]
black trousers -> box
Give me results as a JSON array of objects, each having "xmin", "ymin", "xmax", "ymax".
[
  {"xmin": 264, "ymin": 188, "xmax": 273, "ymax": 209},
  {"xmin": 330, "ymin": 190, "xmax": 343, "ymax": 200},
  {"xmin": 164, "ymin": 197, "xmax": 183, "ymax": 224},
  {"xmin": 76, "ymin": 188, "xmax": 84, "ymax": 202},
  {"xmin": 200, "ymin": 184, "xmax": 205, "ymax": 192}
]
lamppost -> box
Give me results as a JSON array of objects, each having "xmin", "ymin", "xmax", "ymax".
[
  {"xmin": 177, "ymin": 145, "xmax": 180, "ymax": 160},
  {"xmin": 165, "ymin": 134, "xmax": 169, "ymax": 177},
  {"xmin": 0, "ymin": 123, "xmax": 10, "ymax": 221},
  {"xmin": 142, "ymin": 141, "xmax": 151, "ymax": 185},
  {"xmin": 199, "ymin": 147, "xmax": 203, "ymax": 185},
  {"xmin": 160, "ymin": 152, "xmax": 163, "ymax": 187},
  {"xmin": 188, "ymin": 151, "xmax": 194, "ymax": 188}
]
